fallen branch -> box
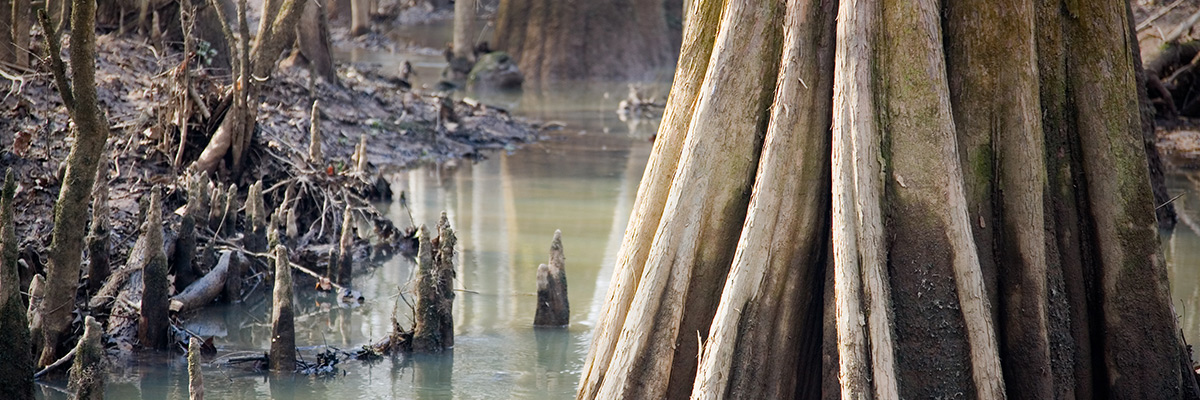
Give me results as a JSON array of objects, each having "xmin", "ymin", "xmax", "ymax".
[
  {"xmin": 170, "ymin": 250, "xmax": 233, "ymax": 313},
  {"xmin": 32, "ymin": 347, "xmax": 75, "ymax": 380}
]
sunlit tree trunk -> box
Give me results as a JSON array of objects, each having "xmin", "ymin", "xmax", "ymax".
[
  {"xmin": 349, "ymin": 0, "xmax": 369, "ymax": 36},
  {"xmin": 38, "ymin": 0, "xmax": 111, "ymax": 367},
  {"xmin": 577, "ymin": 0, "xmax": 1195, "ymax": 398},
  {"xmin": 494, "ymin": 0, "xmax": 673, "ymax": 82}
]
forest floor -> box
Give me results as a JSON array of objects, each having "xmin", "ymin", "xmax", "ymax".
[
  {"xmin": 0, "ymin": 11, "xmax": 540, "ymax": 361},
  {"xmin": 1135, "ymin": 0, "xmax": 1200, "ymax": 167}
]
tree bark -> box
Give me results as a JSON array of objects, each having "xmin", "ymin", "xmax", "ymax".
[
  {"xmin": 589, "ymin": 0, "xmax": 785, "ymax": 397},
  {"xmin": 943, "ymin": 0, "xmax": 1052, "ymax": 397},
  {"xmin": 690, "ymin": 0, "xmax": 835, "ymax": 397},
  {"xmin": 578, "ymin": 0, "xmax": 1193, "ymax": 399},
  {"xmin": 576, "ymin": 0, "xmax": 722, "ymax": 395},
  {"xmin": 39, "ymin": 0, "xmax": 112, "ymax": 367},
  {"xmin": 1068, "ymin": 1, "xmax": 1186, "ymax": 396}
]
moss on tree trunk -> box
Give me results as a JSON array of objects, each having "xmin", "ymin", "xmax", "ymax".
[{"xmin": 39, "ymin": 0, "xmax": 113, "ymax": 367}]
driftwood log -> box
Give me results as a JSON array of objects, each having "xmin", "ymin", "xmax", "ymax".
[{"xmin": 171, "ymin": 251, "xmax": 233, "ymax": 313}]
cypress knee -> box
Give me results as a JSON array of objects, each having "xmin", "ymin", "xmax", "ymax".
[
  {"xmin": 534, "ymin": 230, "xmax": 569, "ymax": 327},
  {"xmin": 269, "ymin": 245, "xmax": 296, "ymax": 371}
]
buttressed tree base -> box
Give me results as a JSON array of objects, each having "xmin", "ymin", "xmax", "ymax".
[{"xmin": 577, "ymin": 0, "xmax": 1195, "ymax": 398}]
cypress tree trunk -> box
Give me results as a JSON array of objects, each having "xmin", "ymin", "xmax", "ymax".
[
  {"xmin": 39, "ymin": 0, "xmax": 112, "ymax": 367},
  {"xmin": 578, "ymin": 0, "xmax": 1195, "ymax": 398}
]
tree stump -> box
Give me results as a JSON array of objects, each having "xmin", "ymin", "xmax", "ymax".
[
  {"xmin": 269, "ymin": 245, "xmax": 296, "ymax": 371},
  {"xmin": 534, "ymin": 230, "xmax": 569, "ymax": 327}
]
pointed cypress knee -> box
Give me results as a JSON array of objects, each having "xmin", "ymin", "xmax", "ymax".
[
  {"xmin": 244, "ymin": 180, "xmax": 266, "ymax": 253},
  {"xmin": 336, "ymin": 204, "xmax": 353, "ymax": 285},
  {"xmin": 137, "ymin": 189, "xmax": 170, "ymax": 350},
  {"xmin": 85, "ymin": 174, "xmax": 110, "ymax": 295},
  {"xmin": 188, "ymin": 337, "xmax": 204, "ymax": 400},
  {"xmin": 534, "ymin": 230, "xmax": 569, "ymax": 327},
  {"xmin": 68, "ymin": 316, "xmax": 104, "ymax": 400},
  {"xmin": 309, "ymin": 100, "xmax": 323, "ymax": 164},
  {"xmin": 174, "ymin": 173, "xmax": 209, "ymax": 290},
  {"xmin": 0, "ymin": 170, "xmax": 34, "ymax": 399},
  {"xmin": 269, "ymin": 245, "xmax": 296, "ymax": 371},
  {"xmin": 220, "ymin": 184, "xmax": 238, "ymax": 237}
]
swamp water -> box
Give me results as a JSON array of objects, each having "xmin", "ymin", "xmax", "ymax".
[
  {"xmin": 37, "ymin": 25, "xmax": 666, "ymax": 398},
  {"xmin": 36, "ymin": 18, "xmax": 1200, "ymax": 400}
]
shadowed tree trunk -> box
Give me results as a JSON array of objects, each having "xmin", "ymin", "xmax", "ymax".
[
  {"xmin": 577, "ymin": 0, "xmax": 1196, "ymax": 398},
  {"xmin": 294, "ymin": 0, "xmax": 337, "ymax": 82},
  {"xmin": 494, "ymin": 0, "xmax": 674, "ymax": 82},
  {"xmin": 0, "ymin": 171, "xmax": 34, "ymax": 400},
  {"xmin": 0, "ymin": 0, "xmax": 13, "ymax": 64},
  {"xmin": 12, "ymin": 0, "xmax": 31, "ymax": 68},
  {"xmin": 38, "ymin": 0, "xmax": 113, "ymax": 367}
]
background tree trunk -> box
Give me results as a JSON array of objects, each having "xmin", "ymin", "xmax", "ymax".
[
  {"xmin": 0, "ymin": 0, "xmax": 13, "ymax": 64},
  {"xmin": 494, "ymin": 0, "xmax": 674, "ymax": 82},
  {"xmin": 295, "ymin": 0, "xmax": 337, "ymax": 82},
  {"xmin": 448, "ymin": 0, "xmax": 476, "ymax": 77},
  {"xmin": 349, "ymin": 0, "xmax": 368, "ymax": 36}
]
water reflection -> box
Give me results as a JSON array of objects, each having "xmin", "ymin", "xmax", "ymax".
[{"xmin": 1168, "ymin": 172, "xmax": 1200, "ymax": 348}]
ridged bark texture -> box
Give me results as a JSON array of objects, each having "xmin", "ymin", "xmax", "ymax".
[
  {"xmin": 576, "ymin": 0, "xmax": 722, "ymax": 396},
  {"xmin": 575, "ymin": 0, "xmax": 1193, "ymax": 398},
  {"xmin": 690, "ymin": 0, "xmax": 835, "ymax": 397},
  {"xmin": 943, "ymin": 0, "xmax": 1052, "ymax": 397}
]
